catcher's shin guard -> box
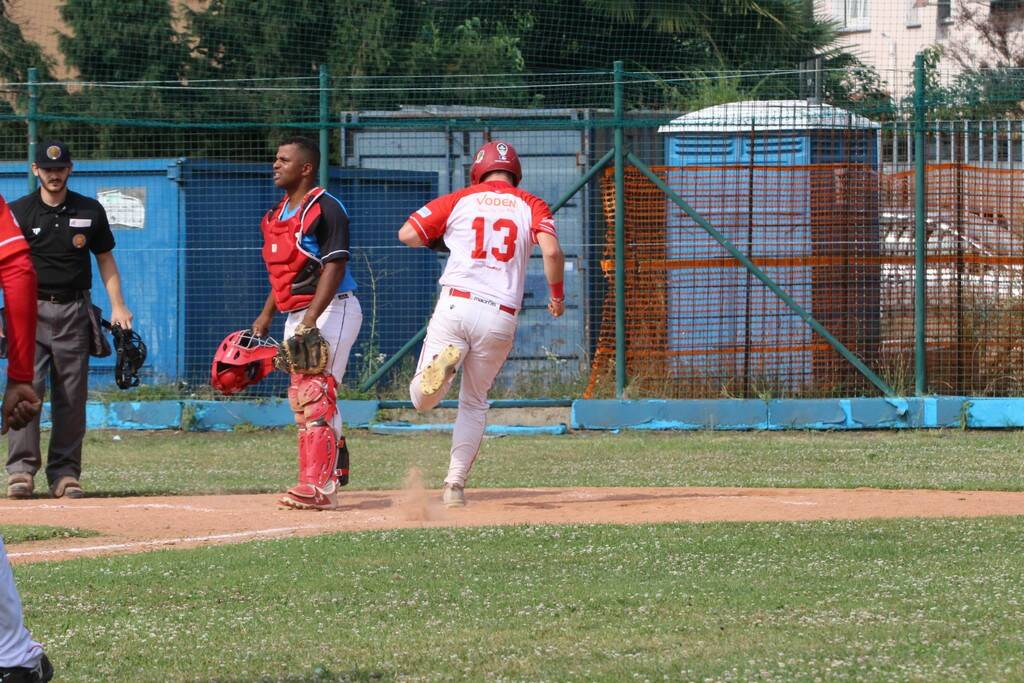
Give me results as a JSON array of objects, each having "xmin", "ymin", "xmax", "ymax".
[{"xmin": 281, "ymin": 373, "xmax": 339, "ymax": 510}]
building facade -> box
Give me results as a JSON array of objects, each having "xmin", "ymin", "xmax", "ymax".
[{"xmin": 817, "ymin": 1, "xmax": 1024, "ymax": 96}]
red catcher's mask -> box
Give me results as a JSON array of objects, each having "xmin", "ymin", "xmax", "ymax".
[{"xmin": 211, "ymin": 330, "xmax": 280, "ymax": 395}]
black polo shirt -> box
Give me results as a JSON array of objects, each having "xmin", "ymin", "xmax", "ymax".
[{"xmin": 9, "ymin": 189, "xmax": 116, "ymax": 291}]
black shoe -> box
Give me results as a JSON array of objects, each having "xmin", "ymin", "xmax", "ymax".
[{"xmin": 0, "ymin": 654, "xmax": 53, "ymax": 682}]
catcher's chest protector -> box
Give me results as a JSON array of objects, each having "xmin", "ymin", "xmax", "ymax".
[
  {"xmin": 261, "ymin": 187, "xmax": 325, "ymax": 313},
  {"xmin": 288, "ymin": 373, "xmax": 338, "ymax": 491}
]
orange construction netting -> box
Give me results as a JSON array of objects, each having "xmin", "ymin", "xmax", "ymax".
[{"xmin": 586, "ymin": 163, "xmax": 1024, "ymax": 398}]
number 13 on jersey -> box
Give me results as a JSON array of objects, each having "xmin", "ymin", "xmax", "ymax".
[{"xmin": 471, "ymin": 216, "xmax": 518, "ymax": 262}]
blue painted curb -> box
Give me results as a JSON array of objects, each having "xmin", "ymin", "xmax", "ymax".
[
  {"xmin": 186, "ymin": 399, "xmax": 380, "ymax": 432},
  {"xmin": 370, "ymin": 423, "xmax": 568, "ymax": 436},
  {"xmin": 56, "ymin": 400, "xmax": 380, "ymax": 431},
  {"xmin": 34, "ymin": 397, "xmax": 1024, "ymax": 432},
  {"xmin": 571, "ymin": 397, "xmax": 986, "ymax": 431},
  {"xmin": 964, "ymin": 398, "xmax": 1024, "ymax": 428}
]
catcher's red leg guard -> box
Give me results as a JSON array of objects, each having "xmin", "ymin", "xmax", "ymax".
[{"xmin": 280, "ymin": 373, "xmax": 339, "ymax": 510}]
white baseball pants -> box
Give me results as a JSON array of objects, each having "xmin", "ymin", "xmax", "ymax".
[
  {"xmin": 284, "ymin": 291, "xmax": 363, "ymax": 439},
  {"xmin": 410, "ymin": 292, "xmax": 517, "ymax": 486},
  {"xmin": 0, "ymin": 537, "xmax": 44, "ymax": 669}
]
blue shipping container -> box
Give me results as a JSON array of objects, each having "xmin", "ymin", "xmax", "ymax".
[{"xmin": 0, "ymin": 160, "xmax": 438, "ymax": 392}]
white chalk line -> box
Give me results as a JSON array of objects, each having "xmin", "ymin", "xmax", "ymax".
[
  {"xmin": 7, "ymin": 525, "xmax": 324, "ymax": 559},
  {"xmin": 0, "ymin": 502, "xmax": 225, "ymax": 512},
  {"xmin": 737, "ymin": 496, "xmax": 818, "ymax": 507},
  {"xmin": 563, "ymin": 491, "xmax": 819, "ymax": 507}
]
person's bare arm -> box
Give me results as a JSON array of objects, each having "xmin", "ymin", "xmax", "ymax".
[
  {"xmin": 398, "ymin": 221, "xmax": 426, "ymax": 247},
  {"xmin": 537, "ymin": 232, "xmax": 565, "ymax": 318},
  {"xmin": 252, "ymin": 291, "xmax": 277, "ymax": 337},
  {"xmin": 95, "ymin": 250, "xmax": 133, "ymax": 329}
]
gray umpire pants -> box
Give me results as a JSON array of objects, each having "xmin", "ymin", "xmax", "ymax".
[{"xmin": 6, "ymin": 299, "xmax": 90, "ymax": 486}]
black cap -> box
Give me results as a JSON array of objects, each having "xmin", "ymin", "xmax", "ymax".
[{"xmin": 35, "ymin": 140, "xmax": 71, "ymax": 169}]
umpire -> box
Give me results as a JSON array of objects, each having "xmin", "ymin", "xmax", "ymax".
[{"xmin": 5, "ymin": 140, "xmax": 134, "ymax": 500}]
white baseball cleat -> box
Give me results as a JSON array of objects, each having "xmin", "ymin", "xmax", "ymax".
[
  {"xmin": 442, "ymin": 483, "xmax": 466, "ymax": 508},
  {"xmin": 420, "ymin": 344, "xmax": 461, "ymax": 396}
]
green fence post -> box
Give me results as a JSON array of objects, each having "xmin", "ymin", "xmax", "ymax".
[
  {"xmin": 27, "ymin": 67, "xmax": 38, "ymax": 194},
  {"xmin": 913, "ymin": 52, "xmax": 928, "ymax": 396},
  {"xmin": 550, "ymin": 147, "xmax": 616, "ymax": 213},
  {"xmin": 319, "ymin": 64, "xmax": 329, "ymax": 189},
  {"xmin": 613, "ymin": 60, "xmax": 626, "ymax": 398}
]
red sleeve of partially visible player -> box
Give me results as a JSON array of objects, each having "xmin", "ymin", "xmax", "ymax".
[
  {"xmin": 526, "ymin": 193, "xmax": 557, "ymax": 244},
  {"xmin": 0, "ymin": 195, "xmax": 27, "ymax": 260},
  {"xmin": 0, "ymin": 250, "xmax": 38, "ymax": 382},
  {"xmin": 406, "ymin": 192, "xmax": 460, "ymax": 244}
]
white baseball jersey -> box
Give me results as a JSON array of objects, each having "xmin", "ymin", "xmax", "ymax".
[{"xmin": 406, "ymin": 180, "xmax": 557, "ymax": 309}]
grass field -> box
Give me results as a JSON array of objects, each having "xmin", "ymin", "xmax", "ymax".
[
  {"xmin": 5, "ymin": 428, "xmax": 1024, "ymax": 681},
  {"xmin": 12, "ymin": 518, "xmax": 1024, "ymax": 682},
  {"xmin": 29, "ymin": 427, "xmax": 1024, "ymax": 496},
  {"xmin": 0, "ymin": 525, "xmax": 97, "ymax": 544}
]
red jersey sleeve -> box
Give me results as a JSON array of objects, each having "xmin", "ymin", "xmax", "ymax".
[
  {"xmin": 0, "ymin": 195, "xmax": 28, "ymax": 260},
  {"xmin": 0, "ymin": 195, "xmax": 35, "ymax": 382},
  {"xmin": 0, "ymin": 250, "xmax": 38, "ymax": 383},
  {"xmin": 407, "ymin": 192, "xmax": 460, "ymax": 244},
  {"xmin": 527, "ymin": 194, "xmax": 557, "ymax": 244}
]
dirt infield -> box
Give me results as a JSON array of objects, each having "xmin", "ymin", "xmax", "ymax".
[{"xmin": 3, "ymin": 485, "xmax": 1024, "ymax": 564}]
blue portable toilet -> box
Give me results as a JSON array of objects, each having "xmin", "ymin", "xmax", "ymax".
[
  {"xmin": 657, "ymin": 101, "xmax": 880, "ymax": 392},
  {"xmin": 0, "ymin": 160, "xmax": 438, "ymax": 393}
]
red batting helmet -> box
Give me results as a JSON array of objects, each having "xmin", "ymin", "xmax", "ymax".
[
  {"xmin": 211, "ymin": 330, "xmax": 280, "ymax": 396},
  {"xmin": 470, "ymin": 141, "xmax": 522, "ymax": 186}
]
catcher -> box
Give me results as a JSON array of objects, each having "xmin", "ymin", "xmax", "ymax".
[{"xmin": 252, "ymin": 136, "xmax": 362, "ymax": 511}]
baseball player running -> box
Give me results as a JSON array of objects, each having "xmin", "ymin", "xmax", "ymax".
[
  {"xmin": 398, "ymin": 141, "xmax": 565, "ymax": 507},
  {"xmin": 252, "ymin": 137, "xmax": 362, "ymax": 511},
  {"xmin": 0, "ymin": 192, "xmax": 54, "ymax": 682}
]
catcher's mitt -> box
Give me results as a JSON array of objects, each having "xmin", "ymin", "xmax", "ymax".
[{"xmin": 278, "ymin": 324, "xmax": 329, "ymax": 374}]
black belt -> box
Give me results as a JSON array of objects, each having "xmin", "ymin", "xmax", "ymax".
[{"xmin": 38, "ymin": 289, "xmax": 85, "ymax": 304}]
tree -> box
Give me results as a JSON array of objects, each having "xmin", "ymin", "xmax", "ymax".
[
  {"xmin": 823, "ymin": 54, "xmax": 893, "ymax": 118},
  {"xmin": 937, "ymin": 0, "xmax": 1024, "ymax": 117},
  {"xmin": 945, "ymin": 0, "xmax": 1024, "ymax": 70},
  {"xmin": 0, "ymin": 0, "xmax": 853, "ymax": 161},
  {"xmin": 0, "ymin": 1, "xmax": 55, "ymax": 85},
  {"xmin": 0, "ymin": 1, "xmax": 61, "ymax": 157},
  {"xmin": 183, "ymin": 0, "xmax": 409, "ymax": 158},
  {"xmin": 438, "ymin": 0, "xmax": 843, "ymax": 108},
  {"xmin": 56, "ymin": 0, "xmax": 189, "ymax": 156},
  {"xmin": 185, "ymin": 0, "xmax": 528, "ymax": 111}
]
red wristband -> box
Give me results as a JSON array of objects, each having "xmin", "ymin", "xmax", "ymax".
[{"xmin": 549, "ymin": 281, "xmax": 564, "ymax": 300}]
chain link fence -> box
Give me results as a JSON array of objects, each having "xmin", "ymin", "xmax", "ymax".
[{"xmin": 2, "ymin": 2, "xmax": 1024, "ymax": 400}]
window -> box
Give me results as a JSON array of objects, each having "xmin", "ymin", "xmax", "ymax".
[
  {"xmin": 832, "ymin": 0, "xmax": 870, "ymax": 31},
  {"xmin": 906, "ymin": 0, "xmax": 921, "ymax": 27},
  {"xmin": 991, "ymin": 0, "xmax": 1024, "ymax": 14},
  {"xmin": 937, "ymin": 0, "xmax": 952, "ymax": 24}
]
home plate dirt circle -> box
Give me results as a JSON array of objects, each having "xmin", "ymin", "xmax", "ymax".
[{"xmin": 4, "ymin": 486, "xmax": 1024, "ymax": 564}]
